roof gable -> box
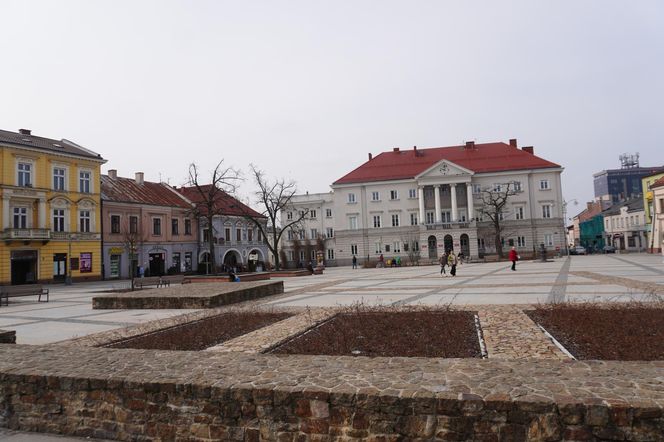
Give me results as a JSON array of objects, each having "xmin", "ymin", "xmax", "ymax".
[
  {"xmin": 416, "ymin": 159, "xmax": 474, "ymax": 182},
  {"xmin": 333, "ymin": 142, "xmax": 560, "ymax": 185}
]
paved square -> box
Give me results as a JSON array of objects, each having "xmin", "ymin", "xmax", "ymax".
[{"xmin": 1, "ymin": 254, "xmax": 662, "ymax": 345}]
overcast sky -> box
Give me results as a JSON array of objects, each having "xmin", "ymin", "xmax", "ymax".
[{"xmin": 1, "ymin": 1, "xmax": 662, "ymax": 219}]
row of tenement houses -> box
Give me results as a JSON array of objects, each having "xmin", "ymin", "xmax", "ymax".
[
  {"xmin": 0, "ymin": 128, "xmax": 268, "ymax": 285},
  {"xmin": 570, "ymin": 159, "xmax": 664, "ymax": 254}
]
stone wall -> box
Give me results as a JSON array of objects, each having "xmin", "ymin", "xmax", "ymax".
[{"xmin": 1, "ymin": 345, "xmax": 663, "ymax": 441}]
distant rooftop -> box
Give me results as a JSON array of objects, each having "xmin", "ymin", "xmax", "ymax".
[{"xmin": 0, "ymin": 128, "xmax": 105, "ymax": 161}]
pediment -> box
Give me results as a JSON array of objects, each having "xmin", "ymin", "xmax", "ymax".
[{"xmin": 416, "ymin": 160, "xmax": 474, "ymax": 182}]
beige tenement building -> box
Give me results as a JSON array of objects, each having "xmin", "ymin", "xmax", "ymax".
[{"xmin": 281, "ymin": 139, "xmax": 564, "ymax": 266}]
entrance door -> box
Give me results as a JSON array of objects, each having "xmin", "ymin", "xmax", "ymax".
[
  {"xmin": 460, "ymin": 234, "xmax": 470, "ymax": 257},
  {"xmin": 149, "ymin": 253, "xmax": 165, "ymax": 276},
  {"xmin": 11, "ymin": 250, "xmax": 38, "ymax": 285},
  {"xmin": 444, "ymin": 235, "xmax": 454, "ymax": 253},
  {"xmin": 53, "ymin": 253, "xmax": 67, "ymax": 282},
  {"xmin": 109, "ymin": 254, "xmax": 121, "ymax": 279},
  {"xmin": 428, "ymin": 235, "xmax": 437, "ymax": 259}
]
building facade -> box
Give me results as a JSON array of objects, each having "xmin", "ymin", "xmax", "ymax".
[
  {"xmin": 593, "ymin": 160, "xmax": 664, "ymax": 205},
  {"xmin": 0, "ymin": 128, "xmax": 105, "ymax": 284},
  {"xmin": 642, "ymin": 172, "xmax": 664, "ymax": 253},
  {"xmin": 649, "ymin": 177, "xmax": 664, "ymax": 255},
  {"xmin": 282, "ymin": 139, "xmax": 565, "ymax": 266},
  {"xmin": 177, "ymin": 186, "xmax": 270, "ymax": 272},
  {"xmin": 101, "ymin": 171, "xmax": 198, "ymax": 279},
  {"xmin": 602, "ymin": 198, "xmax": 646, "ymax": 252}
]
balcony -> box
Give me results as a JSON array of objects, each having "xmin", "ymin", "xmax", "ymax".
[
  {"xmin": 424, "ymin": 221, "xmax": 474, "ymax": 230},
  {"xmin": 2, "ymin": 228, "xmax": 51, "ymax": 241}
]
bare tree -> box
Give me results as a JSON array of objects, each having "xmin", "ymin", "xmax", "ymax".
[
  {"xmin": 187, "ymin": 161, "xmax": 240, "ymax": 274},
  {"xmin": 121, "ymin": 218, "xmax": 145, "ymax": 290},
  {"xmin": 477, "ymin": 182, "xmax": 520, "ymax": 258},
  {"xmin": 239, "ymin": 165, "xmax": 309, "ymax": 271},
  {"xmin": 400, "ymin": 232, "xmax": 421, "ymax": 266}
]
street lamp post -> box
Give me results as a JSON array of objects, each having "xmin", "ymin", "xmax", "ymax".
[{"xmin": 65, "ymin": 232, "xmax": 76, "ymax": 285}]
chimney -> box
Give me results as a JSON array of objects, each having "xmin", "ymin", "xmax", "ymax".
[
  {"xmin": 465, "ymin": 141, "xmax": 475, "ymax": 149},
  {"xmin": 135, "ymin": 172, "xmax": 144, "ymax": 185},
  {"xmin": 18, "ymin": 128, "xmax": 31, "ymax": 135},
  {"xmin": 522, "ymin": 146, "xmax": 534, "ymax": 154},
  {"xmin": 509, "ymin": 138, "xmax": 518, "ymax": 148},
  {"xmin": 368, "ymin": 153, "xmax": 373, "ymax": 161},
  {"xmin": 107, "ymin": 169, "xmax": 117, "ymax": 179},
  {"xmin": 393, "ymin": 147, "xmax": 400, "ymax": 153}
]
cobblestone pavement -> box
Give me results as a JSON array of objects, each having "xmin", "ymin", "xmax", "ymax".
[{"xmin": 0, "ymin": 428, "xmax": 111, "ymax": 441}]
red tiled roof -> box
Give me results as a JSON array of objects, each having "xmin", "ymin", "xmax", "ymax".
[
  {"xmin": 333, "ymin": 142, "xmax": 560, "ymax": 185},
  {"xmin": 101, "ymin": 175, "xmax": 192, "ymax": 208},
  {"xmin": 652, "ymin": 176, "xmax": 664, "ymax": 189},
  {"xmin": 178, "ymin": 185, "xmax": 265, "ymax": 218}
]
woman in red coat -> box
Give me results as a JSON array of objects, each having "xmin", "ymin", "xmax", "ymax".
[{"xmin": 509, "ymin": 246, "xmax": 518, "ymax": 271}]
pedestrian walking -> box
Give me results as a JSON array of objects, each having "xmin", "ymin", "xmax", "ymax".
[
  {"xmin": 457, "ymin": 250, "xmax": 465, "ymax": 265},
  {"xmin": 352, "ymin": 255, "xmax": 357, "ymax": 269},
  {"xmin": 448, "ymin": 251, "xmax": 458, "ymax": 277},
  {"xmin": 509, "ymin": 246, "xmax": 519, "ymax": 271},
  {"xmin": 439, "ymin": 252, "xmax": 448, "ymax": 276}
]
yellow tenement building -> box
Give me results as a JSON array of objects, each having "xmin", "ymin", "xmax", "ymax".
[{"xmin": 0, "ymin": 128, "xmax": 106, "ymax": 284}]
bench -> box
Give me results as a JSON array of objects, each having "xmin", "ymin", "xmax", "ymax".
[
  {"xmin": 158, "ymin": 275, "xmax": 186, "ymax": 287},
  {"xmin": 0, "ymin": 284, "xmax": 49, "ymax": 307},
  {"xmin": 132, "ymin": 276, "xmax": 162, "ymax": 289}
]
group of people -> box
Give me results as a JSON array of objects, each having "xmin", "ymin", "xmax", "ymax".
[{"xmin": 439, "ymin": 250, "xmax": 463, "ymax": 277}]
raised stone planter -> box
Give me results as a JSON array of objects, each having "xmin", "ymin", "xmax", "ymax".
[
  {"xmin": 0, "ymin": 329, "xmax": 15, "ymax": 344},
  {"xmin": 269, "ymin": 270, "xmax": 311, "ymax": 277},
  {"xmin": 92, "ymin": 281, "xmax": 283, "ymax": 309},
  {"xmin": 0, "ymin": 345, "xmax": 663, "ymax": 441},
  {"xmin": 186, "ymin": 272, "xmax": 271, "ymax": 283}
]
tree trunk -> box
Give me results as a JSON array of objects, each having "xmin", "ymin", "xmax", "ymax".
[
  {"xmin": 272, "ymin": 231, "xmax": 280, "ymax": 270},
  {"xmin": 494, "ymin": 223, "xmax": 503, "ymax": 258}
]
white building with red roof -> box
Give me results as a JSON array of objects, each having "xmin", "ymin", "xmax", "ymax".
[{"xmin": 282, "ymin": 139, "xmax": 565, "ymax": 265}]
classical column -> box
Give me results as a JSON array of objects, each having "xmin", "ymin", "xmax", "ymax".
[
  {"xmin": 450, "ymin": 184, "xmax": 458, "ymax": 222},
  {"xmin": 2, "ymin": 196, "xmax": 9, "ymax": 230},
  {"xmin": 418, "ymin": 186, "xmax": 425, "ymax": 225},
  {"xmin": 38, "ymin": 198, "xmax": 46, "ymax": 229},
  {"xmin": 466, "ymin": 183, "xmax": 474, "ymax": 221},
  {"xmin": 434, "ymin": 185, "xmax": 442, "ymax": 223}
]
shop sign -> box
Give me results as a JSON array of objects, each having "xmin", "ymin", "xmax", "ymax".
[
  {"xmin": 108, "ymin": 247, "xmax": 125, "ymax": 255},
  {"xmin": 80, "ymin": 252, "xmax": 92, "ymax": 273}
]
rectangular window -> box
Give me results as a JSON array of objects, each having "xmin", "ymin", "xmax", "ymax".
[
  {"xmin": 544, "ymin": 233, "xmax": 554, "ymax": 246},
  {"xmin": 153, "ymin": 218, "xmax": 161, "ymax": 235},
  {"xmin": 310, "ymin": 228, "xmax": 318, "ymax": 239},
  {"xmin": 79, "ymin": 210, "xmax": 91, "ymax": 232},
  {"xmin": 172, "ymin": 252, "xmax": 181, "ymax": 272},
  {"xmin": 542, "ymin": 205, "xmax": 552, "ymax": 218},
  {"xmin": 515, "ymin": 206, "xmax": 524, "ymax": 220},
  {"xmin": 79, "ymin": 171, "xmax": 91, "ymax": 193},
  {"xmin": 374, "ymin": 241, "xmax": 382, "ymax": 254},
  {"xmin": 394, "ymin": 241, "xmax": 401, "ymax": 253},
  {"xmin": 327, "ymin": 249, "xmax": 334, "ymax": 260},
  {"xmin": 172, "ymin": 218, "xmax": 179, "ymax": 235},
  {"xmin": 426, "ymin": 211, "xmax": 434, "ymax": 224},
  {"xmin": 513, "ymin": 181, "xmax": 522, "ymax": 192},
  {"xmin": 236, "ymin": 228, "xmax": 242, "ymax": 241},
  {"xmin": 203, "ymin": 229, "xmax": 210, "ymax": 243},
  {"xmin": 13, "ymin": 207, "xmax": 27, "ymax": 229},
  {"xmin": 17, "ymin": 163, "xmax": 31, "ymax": 187},
  {"xmin": 408, "ymin": 189, "xmax": 417, "ymax": 199},
  {"xmin": 391, "ymin": 214, "xmax": 399, "ymax": 227},
  {"xmin": 247, "ymin": 229, "xmax": 253, "ymax": 242},
  {"xmin": 258, "ymin": 230, "xmax": 262, "ymax": 242},
  {"xmin": 325, "ymin": 208, "xmax": 332, "ymax": 217},
  {"xmin": 410, "ymin": 213, "xmax": 418, "ymax": 225},
  {"xmin": 540, "ymin": 180, "xmax": 550, "ymax": 190},
  {"xmin": 349, "ymin": 216, "xmax": 358, "ymax": 230},
  {"xmin": 299, "ymin": 250, "xmax": 305, "ymax": 262},
  {"xmin": 348, "ymin": 193, "xmax": 356, "ymax": 203},
  {"xmin": 298, "ymin": 229, "xmax": 305, "ymax": 240},
  {"xmin": 473, "ymin": 184, "xmax": 482, "ymax": 194},
  {"xmin": 373, "ymin": 215, "xmax": 381, "ymax": 228},
  {"xmin": 404, "ymin": 242, "xmax": 409, "ymax": 252},
  {"xmin": 493, "ymin": 183, "xmax": 502, "ymax": 192},
  {"xmin": 185, "ymin": 219, "xmax": 192, "ymax": 235},
  {"xmin": 310, "ymin": 210, "xmax": 317, "ymax": 219},
  {"xmin": 326, "ymin": 227, "xmax": 334, "ymax": 238},
  {"xmin": 385, "ymin": 245, "xmax": 391, "ymax": 252},
  {"xmin": 129, "ymin": 216, "xmax": 138, "ymax": 234},
  {"xmin": 517, "ymin": 236, "xmax": 526, "ymax": 248},
  {"xmin": 288, "ymin": 250, "xmax": 294, "ymax": 261},
  {"xmin": 184, "ymin": 252, "xmax": 192, "ymax": 271},
  {"xmin": 287, "ymin": 211, "xmax": 293, "ymax": 220},
  {"xmin": 111, "ymin": 215, "xmax": 120, "ymax": 234},
  {"xmin": 53, "ymin": 168, "xmax": 66, "ymax": 191},
  {"xmin": 351, "ymin": 244, "xmax": 358, "ymax": 255},
  {"xmin": 222, "ymin": 227, "xmax": 230, "ymax": 242},
  {"xmin": 371, "ymin": 191, "xmax": 380, "ymax": 201},
  {"xmin": 53, "ymin": 209, "xmax": 65, "ymax": 232},
  {"xmin": 390, "ymin": 190, "xmax": 398, "ymax": 200},
  {"xmin": 287, "ymin": 230, "xmax": 293, "ymax": 240}
]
